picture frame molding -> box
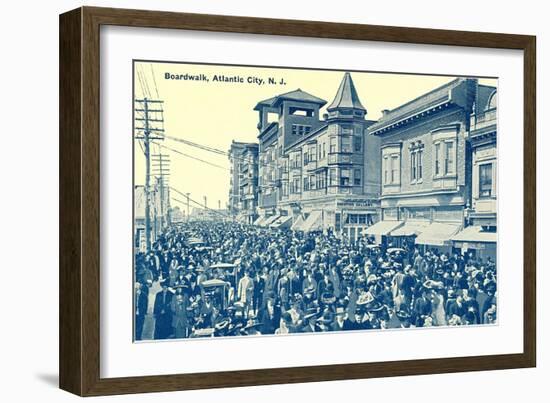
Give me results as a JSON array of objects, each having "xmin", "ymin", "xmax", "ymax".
[{"xmin": 59, "ymin": 6, "xmax": 536, "ymax": 396}]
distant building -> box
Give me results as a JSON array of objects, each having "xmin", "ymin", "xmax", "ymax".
[
  {"xmin": 228, "ymin": 141, "xmax": 247, "ymax": 218},
  {"xmin": 451, "ymin": 86, "xmax": 497, "ymax": 260},
  {"xmin": 170, "ymin": 205, "xmax": 185, "ymax": 223},
  {"xmin": 237, "ymin": 143, "xmax": 259, "ymax": 224},
  {"xmin": 366, "ymin": 78, "xmax": 480, "ymax": 252},
  {"xmin": 228, "ymin": 141, "xmax": 260, "ymax": 224},
  {"xmin": 189, "ymin": 207, "xmax": 230, "ymax": 222},
  {"xmin": 255, "ymin": 73, "xmax": 381, "ymax": 241}
]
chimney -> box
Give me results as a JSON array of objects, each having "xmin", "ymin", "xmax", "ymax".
[{"xmin": 381, "ymin": 109, "xmax": 390, "ymax": 117}]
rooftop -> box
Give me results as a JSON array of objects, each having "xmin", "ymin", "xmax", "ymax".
[
  {"xmin": 254, "ymin": 89, "xmax": 327, "ymax": 110},
  {"xmin": 368, "ymin": 78, "xmax": 468, "ymax": 133},
  {"xmin": 327, "ymin": 72, "xmax": 366, "ymax": 112}
]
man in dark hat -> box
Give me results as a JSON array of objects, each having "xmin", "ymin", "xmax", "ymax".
[
  {"xmin": 300, "ymin": 308, "xmax": 319, "ymax": 333},
  {"xmin": 258, "ymin": 293, "xmax": 280, "ymax": 335},
  {"xmin": 413, "ymin": 288, "xmax": 433, "ymax": 327},
  {"xmin": 171, "ymin": 292, "xmax": 190, "ymax": 338},
  {"xmin": 153, "ymin": 281, "xmax": 173, "ymax": 339}
]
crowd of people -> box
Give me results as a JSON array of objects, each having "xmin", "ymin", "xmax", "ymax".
[{"xmin": 134, "ymin": 221, "xmax": 497, "ymax": 341}]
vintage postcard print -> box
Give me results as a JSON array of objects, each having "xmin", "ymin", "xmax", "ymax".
[{"xmin": 133, "ymin": 61, "xmax": 498, "ymax": 342}]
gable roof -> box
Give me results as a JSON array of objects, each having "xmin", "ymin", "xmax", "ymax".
[{"xmin": 327, "ymin": 72, "xmax": 366, "ymax": 112}]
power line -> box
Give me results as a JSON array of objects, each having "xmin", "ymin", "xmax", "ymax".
[
  {"xmin": 164, "ymin": 134, "xmax": 279, "ymax": 171},
  {"xmin": 150, "ymin": 63, "xmax": 161, "ymax": 99},
  {"xmin": 152, "ymin": 141, "xmax": 229, "ymax": 171}
]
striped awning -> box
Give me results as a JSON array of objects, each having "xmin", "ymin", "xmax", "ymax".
[
  {"xmin": 415, "ymin": 222, "xmax": 462, "ymax": 246},
  {"xmin": 364, "ymin": 220, "xmax": 404, "ymax": 236}
]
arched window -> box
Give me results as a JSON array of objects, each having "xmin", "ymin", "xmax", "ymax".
[{"xmin": 487, "ymin": 90, "xmax": 497, "ymax": 110}]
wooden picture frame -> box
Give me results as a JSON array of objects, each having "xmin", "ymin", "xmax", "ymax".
[{"xmin": 59, "ymin": 6, "xmax": 536, "ymax": 396}]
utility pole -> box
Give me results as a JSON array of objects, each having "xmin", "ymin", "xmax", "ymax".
[
  {"xmin": 135, "ymin": 97, "xmax": 164, "ymax": 251},
  {"xmin": 151, "ymin": 153, "xmax": 171, "ymax": 229}
]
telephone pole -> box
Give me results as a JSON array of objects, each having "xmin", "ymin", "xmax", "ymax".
[
  {"xmin": 151, "ymin": 153, "xmax": 171, "ymax": 229},
  {"xmin": 135, "ymin": 97, "xmax": 164, "ymax": 251}
]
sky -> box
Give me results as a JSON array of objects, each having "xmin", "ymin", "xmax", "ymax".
[{"xmin": 133, "ymin": 61, "xmax": 497, "ymax": 212}]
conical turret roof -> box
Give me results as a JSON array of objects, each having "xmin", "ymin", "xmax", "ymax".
[{"xmin": 327, "ymin": 72, "xmax": 366, "ymax": 112}]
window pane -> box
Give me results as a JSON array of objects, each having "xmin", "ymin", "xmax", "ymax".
[
  {"xmin": 418, "ymin": 150, "xmax": 423, "ymax": 179},
  {"xmin": 341, "ymin": 137, "xmax": 352, "ymax": 153},
  {"xmin": 435, "ymin": 143, "xmax": 440, "ymax": 175},
  {"xmin": 479, "ymin": 163, "xmax": 493, "ymax": 197}
]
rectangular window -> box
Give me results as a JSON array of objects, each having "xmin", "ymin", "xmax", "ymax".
[
  {"xmin": 340, "ymin": 168, "xmax": 351, "ymax": 186},
  {"xmin": 418, "ymin": 150, "xmax": 423, "ymax": 180},
  {"xmin": 309, "ymin": 145, "xmax": 317, "ymax": 162},
  {"xmin": 479, "ymin": 163, "xmax": 493, "ymax": 197},
  {"xmin": 341, "ymin": 137, "xmax": 352, "ymax": 153},
  {"xmin": 309, "ymin": 174, "xmax": 316, "ymax": 190},
  {"xmin": 435, "ymin": 143, "xmax": 441, "ymax": 175},
  {"xmin": 354, "ymin": 168, "xmax": 361, "ymax": 186},
  {"xmin": 329, "ymin": 137, "xmax": 337, "ymax": 153},
  {"xmin": 354, "ymin": 136, "xmax": 362, "ymax": 152},
  {"xmin": 291, "ymin": 124, "xmax": 312, "ymax": 136},
  {"xmin": 391, "ymin": 156, "xmax": 398, "ymax": 184},
  {"xmin": 411, "ymin": 152, "xmax": 417, "ymax": 181},
  {"xmin": 303, "ymin": 177, "xmax": 309, "ymax": 191},
  {"xmin": 445, "ymin": 142, "xmax": 454, "ymax": 174},
  {"xmin": 323, "ymin": 142, "xmax": 326, "ymax": 158},
  {"xmin": 383, "ymin": 156, "xmax": 388, "ymax": 184},
  {"xmin": 329, "ymin": 168, "xmax": 337, "ymax": 186}
]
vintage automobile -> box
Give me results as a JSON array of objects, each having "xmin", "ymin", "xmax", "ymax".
[{"xmin": 200, "ymin": 278, "xmax": 231, "ymax": 311}]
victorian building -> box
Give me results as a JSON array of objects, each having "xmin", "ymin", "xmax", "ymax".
[
  {"xmin": 228, "ymin": 141, "xmax": 246, "ymax": 218},
  {"xmin": 238, "ymin": 143, "xmax": 260, "ymax": 224},
  {"xmin": 228, "ymin": 140, "xmax": 260, "ymax": 223},
  {"xmin": 254, "ymin": 73, "xmax": 381, "ymax": 241},
  {"xmin": 451, "ymin": 86, "xmax": 497, "ymax": 260},
  {"xmin": 366, "ymin": 78, "xmax": 479, "ymax": 251}
]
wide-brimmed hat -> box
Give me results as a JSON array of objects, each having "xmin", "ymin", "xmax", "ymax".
[
  {"xmin": 356, "ymin": 292, "xmax": 374, "ymax": 306},
  {"xmin": 396, "ymin": 310, "xmax": 412, "ymax": 320},
  {"xmin": 321, "ymin": 292, "xmax": 336, "ymax": 305},
  {"xmin": 423, "ymin": 279, "xmax": 444, "ymax": 290},
  {"xmin": 365, "ymin": 300, "xmax": 384, "ymax": 312}
]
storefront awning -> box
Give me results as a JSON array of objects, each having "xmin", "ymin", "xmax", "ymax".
[
  {"xmin": 450, "ymin": 225, "xmax": 497, "ymax": 243},
  {"xmin": 290, "ymin": 215, "xmax": 305, "ymax": 231},
  {"xmin": 269, "ymin": 215, "xmax": 292, "ymax": 229},
  {"xmin": 415, "ymin": 222, "xmax": 462, "ymax": 246},
  {"xmin": 390, "ymin": 221, "xmax": 429, "ymax": 237},
  {"xmin": 252, "ymin": 216, "xmax": 265, "ymax": 226},
  {"xmin": 263, "ymin": 215, "xmax": 280, "ymax": 227},
  {"xmin": 302, "ymin": 211, "xmax": 323, "ymax": 232},
  {"xmin": 364, "ymin": 220, "xmax": 404, "ymax": 236}
]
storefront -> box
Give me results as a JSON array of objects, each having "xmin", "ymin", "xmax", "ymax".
[
  {"xmin": 415, "ymin": 221, "xmax": 462, "ymax": 253},
  {"xmin": 451, "ymin": 225, "xmax": 497, "ymax": 261},
  {"xmin": 364, "ymin": 220, "xmax": 404, "ymax": 245}
]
